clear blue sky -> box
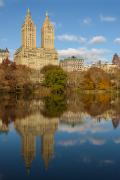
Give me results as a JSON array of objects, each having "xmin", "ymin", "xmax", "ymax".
[{"xmin": 0, "ymin": 0, "xmax": 120, "ymax": 63}]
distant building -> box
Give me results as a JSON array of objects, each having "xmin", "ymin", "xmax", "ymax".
[
  {"xmin": 91, "ymin": 61, "xmax": 117, "ymax": 74},
  {"xmin": 101, "ymin": 63, "xmax": 117, "ymax": 74},
  {"xmin": 0, "ymin": 48, "xmax": 9, "ymax": 63},
  {"xmin": 83, "ymin": 64, "xmax": 91, "ymax": 71},
  {"xmin": 112, "ymin": 53, "xmax": 120, "ymax": 66},
  {"xmin": 60, "ymin": 56, "xmax": 84, "ymax": 72}
]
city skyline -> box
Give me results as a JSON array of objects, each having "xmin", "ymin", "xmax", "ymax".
[{"xmin": 0, "ymin": 0, "xmax": 120, "ymax": 63}]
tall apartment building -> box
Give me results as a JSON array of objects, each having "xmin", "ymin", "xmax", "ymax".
[{"xmin": 14, "ymin": 9, "xmax": 58, "ymax": 71}]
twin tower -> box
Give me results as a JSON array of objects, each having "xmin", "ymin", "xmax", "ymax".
[
  {"xmin": 22, "ymin": 9, "xmax": 54, "ymax": 50},
  {"xmin": 14, "ymin": 9, "xmax": 58, "ymax": 72}
]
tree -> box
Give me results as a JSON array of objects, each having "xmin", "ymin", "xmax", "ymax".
[
  {"xmin": 0, "ymin": 58, "xmax": 32, "ymax": 92},
  {"xmin": 41, "ymin": 64, "xmax": 61, "ymax": 74},
  {"xmin": 112, "ymin": 68, "xmax": 120, "ymax": 90},
  {"xmin": 83, "ymin": 67, "xmax": 111, "ymax": 90},
  {"xmin": 41, "ymin": 65, "xmax": 67, "ymax": 93}
]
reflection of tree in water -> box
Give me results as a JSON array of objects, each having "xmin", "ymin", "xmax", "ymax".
[
  {"xmin": 59, "ymin": 93, "xmax": 112, "ymax": 127},
  {"xmin": 0, "ymin": 94, "xmax": 40, "ymax": 121},
  {"xmin": 41, "ymin": 94, "xmax": 67, "ymax": 118},
  {"xmin": 66, "ymin": 92, "xmax": 120, "ymax": 129},
  {"xmin": 0, "ymin": 93, "xmax": 120, "ymax": 127},
  {"xmin": 82, "ymin": 93, "xmax": 111, "ymax": 117},
  {"xmin": 66, "ymin": 92, "xmax": 111, "ymax": 117}
]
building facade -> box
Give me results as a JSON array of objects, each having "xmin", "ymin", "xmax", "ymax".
[
  {"xmin": 112, "ymin": 53, "xmax": 120, "ymax": 66},
  {"xmin": 0, "ymin": 48, "xmax": 9, "ymax": 63},
  {"xmin": 60, "ymin": 56, "xmax": 84, "ymax": 72},
  {"xmin": 91, "ymin": 61, "xmax": 117, "ymax": 74},
  {"xmin": 101, "ymin": 63, "xmax": 117, "ymax": 74},
  {"xmin": 14, "ymin": 9, "xmax": 58, "ymax": 71}
]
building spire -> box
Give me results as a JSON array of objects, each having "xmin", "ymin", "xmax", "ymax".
[
  {"xmin": 46, "ymin": 11, "xmax": 48, "ymax": 17},
  {"xmin": 27, "ymin": 8, "xmax": 30, "ymax": 16},
  {"xmin": 41, "ymin": 10, "xmax": 54, "ymax": 49},
  {"xmin": 22, "ymin": 8, "xmax": 36, "ymax": 48}
]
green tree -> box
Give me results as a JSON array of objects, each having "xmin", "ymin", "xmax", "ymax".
[
  {"xmin": 41, "ymin": 64, "xmax": 61, "ymax": 74},
  {"xmin": 41, "ymin": 65, "xmax": 67, "ymax": 93}
]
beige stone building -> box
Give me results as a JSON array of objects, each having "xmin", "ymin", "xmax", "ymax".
[
  {"xmin": 91, "ymin": 62, "xmax": 117, "ymax": 74},
  {"xmin": 14, "ymin": 9, "xmax": 58, "ymax": 71},
  {"xmin": 0, "ymin": 48, "xmax": 9, "ymax": 63},
  {"xmin": 101, "ymin": 64, "xmax": 117, "ymax": 74},
  {"xmin": 60, "ymin": 56, "xmax": 84, "ymax": 72}
]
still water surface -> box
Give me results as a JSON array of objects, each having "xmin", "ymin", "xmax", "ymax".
[{"xmin": 0, "ymin": 93, "xmax": 120, "ymax": 180}]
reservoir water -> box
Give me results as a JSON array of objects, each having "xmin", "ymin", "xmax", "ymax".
[{"xmin": 0, "ymin": 93, "xmax": 120, "ymax": 180}]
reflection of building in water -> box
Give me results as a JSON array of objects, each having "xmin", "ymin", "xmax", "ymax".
[
  {"xmin": 22, "ymin": 134, "xmax": 36, "ymax": 172},
  {"xmin": 93, "ymin": 109, "xmax": 120, "ymax": 129},
  {"xmin": 60, "ymin": 105, "xmax": 120, "ymax": 129},
  {"xmin": 14, "ymin": 108, "xmax": 59, "ymax": 171},
  {"xmin": 60, "ymin": 111, "xmax": 84, "ymax": 126},
  {"xmin": 42, "ymin": 133, "xmax": 54, "ymax": 169},
  {"xmin": 95, "ymin": 109, "xmax": 115, "ymax": 120},
  {"xmin": 0, "ymin": 119, "xmax": 9, "ymax": 133},
  {"xmin": 112, "ymin": 115, "xmax": 120, "ymax": 129}
]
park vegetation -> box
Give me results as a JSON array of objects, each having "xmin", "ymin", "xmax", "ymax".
[
  {"xmin": 67, "ymin": 67, "xmax": 120, "ymax": 91},
  {"xmin": 1, "ymin": 58, "xmax": 120, "ymax": 94}
]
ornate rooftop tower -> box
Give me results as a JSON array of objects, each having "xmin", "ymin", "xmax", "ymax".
[
  {"xmin": 41, "ymin": 12, "xmax": 54, "ymax": 50},
  {"xmin": 22, "ymin": 8, "xmax": 36, "ymax": 49}
]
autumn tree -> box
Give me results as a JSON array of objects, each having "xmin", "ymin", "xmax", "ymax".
[
  {"xmin": 0, "ymin": 58, "xmax": 32, "ymax": 92},
  {"xmin": 83, "ymin": 67, "xmax": 111, "ymax": 90}
]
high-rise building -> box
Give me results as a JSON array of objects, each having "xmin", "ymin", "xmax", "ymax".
[
  {"xmin": 41, "ymin": 12, "xmax": 54, "ymax": 50},
  {"xmin": 14, "ymin": 9, "xmax": 58, "ymax": 74},
  {"xmin": 22, "ymin": 8, "xmax": 36, "ymax": 49}
]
